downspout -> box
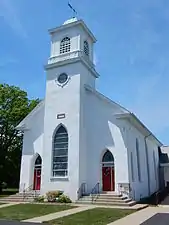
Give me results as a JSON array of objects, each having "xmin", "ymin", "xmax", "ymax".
[{"xmin": 144, "ymin": 133, "xmax": 151, "ymax": 196}]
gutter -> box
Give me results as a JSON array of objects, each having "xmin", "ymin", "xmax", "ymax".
[
  {"xmin": 130, "ymin": 112, "xmax": 162, "ymax": 146},
  {"xmin": 115, "ymin": 112, "xmax": 162, "ymax": 147}
]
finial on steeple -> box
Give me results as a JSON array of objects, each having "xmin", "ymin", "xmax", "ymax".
[{"xmin": 68, "ymin": 1, "xmax": 77, "ymax": 18}]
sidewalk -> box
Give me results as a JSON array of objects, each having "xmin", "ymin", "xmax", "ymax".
[
  {"xmin": 95, "ymin": 203, "xmax": 148, "ymax": 210},
  {"xmin": 22, "ymin": 205, "xmax": 96, "ymax": 223},
  {"xmin": 22, "ymin": 203, "xmax": 147, "ymax": 223},
  {"xmin": 0, "ymin": 203, "xmax": 20, "ymax": 209},
  {"xmin": 107, "ymin": 206, "xmax": 169, "ymax": 225}
]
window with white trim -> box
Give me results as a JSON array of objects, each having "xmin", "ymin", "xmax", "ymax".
[
  {"xmin": 84, "ymin": 40, "xmax": 89, "ymax": 56},
  {"xmin": 131, "ymin": 152, "xmax": 134, "ymax": 182},
  {"xmin": 52, "ymin": 125, "xmax": 68, "ymax": 177},
  {"xmin": 153, "ymin": 151, "xmax": 157, "ymax": 181},
  {"xmin": 60, "ymin": 37, "xmax": 71, "ymax": 54},
  {"xmin": 136, "ymin": 138, "xmax": 141, "ymax": 181}
]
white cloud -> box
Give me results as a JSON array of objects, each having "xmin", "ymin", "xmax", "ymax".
[{"xmin": 0, "ymin": 0, "xmax": 27, "ymax": 39}]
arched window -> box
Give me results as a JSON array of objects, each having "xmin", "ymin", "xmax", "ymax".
[
  {"xmin": 84, "ymin": 40, "xmax": 89, "ymax": 56},
  {"xmin": 153, "ymin": 151, "xmax": 157, "ymax": 181},
  {"xmin": 52, "ymin": 125, "xmax": 68, "ymax": 177},
  {"xmin": 130, "ymin": 152, "xmax": 134, "ymax": 181},
  {"xmin": 35, "ymin": 155, "xmax": 42, "ymax": 165},
  {"xmin": 102, "ymin": 150, "xmax": 114, "ymax": 168},
  {"xmin": 102, "ymin": 150, "xmax": 114, "ymax": 163},
  {"xmin": 60, "ymin": 37, "xmax": 71, "ymax": 54},
  {"xmin": 136, "ymin": 138, "xmax": 141, "ymax": 181}
]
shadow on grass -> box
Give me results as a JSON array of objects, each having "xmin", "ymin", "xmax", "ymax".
[{"xmin": 0, "ymin": 189, "xmax": 18, "ymax": 198}]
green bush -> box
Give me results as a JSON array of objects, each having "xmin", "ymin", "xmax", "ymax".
[
  {"xmin": 2, "ymin": 182, "xmax": 7, "ymax": 189},
  {"xmin": 34, "ymin": 195, "xmax": 44, "ymax": 202},
  {"xmin": 46, "ymin": 191, "xmax": 63, "ymax": 202},
  {"xmin": 58, "ymin": 194, "xmax": 72, "ymax": 203}
]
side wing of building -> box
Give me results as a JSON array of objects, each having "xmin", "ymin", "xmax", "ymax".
[
  {"xmin": 122, "ymin": 117, "xmax": 161, "ymax": 200},
  {"xmin": 17, "ymin": 101, "xmax": 45, "ymax": 191},
  {"xmin": 83, "ymin": 85, "xmax": 162, "ymax": 200}
]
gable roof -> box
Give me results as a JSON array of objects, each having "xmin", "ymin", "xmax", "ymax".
[
  {"xmin": 84, "ymin": 84, "xmax": 130, "ymax": 114},
  {"xmin": 85, "ymin": 85, "xmax": 162, "ymax": 146},
  {"xmin": 16, "ymin": 100, "xmax": 44, "ymax": 131},
  {"xmin": 17, "ymin": 85, "xmax": 163, "ymax": 147}
]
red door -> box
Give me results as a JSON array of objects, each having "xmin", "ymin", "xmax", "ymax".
[
  {"xmin": 102, "ymin": 167, "xmax": 115, "ymax": 191},
  {"xmin": 33, "ymin": 169, "xmax": 41, "ymax": 190},
  {"xmin": 102, "ymin": 167, "xmax": 111, "ymax": 191},
  {"xmin": 111, "ymin": 168, "xmax": 115, "ymax": 191}
]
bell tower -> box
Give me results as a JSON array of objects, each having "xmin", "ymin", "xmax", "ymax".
[
  {"xmin": 41, "ymin": 18, "xmax": 99, "ymax": 201},
  {"xmin": 46, "ymin": 17, "xmax": 99, "ymax": 87}
]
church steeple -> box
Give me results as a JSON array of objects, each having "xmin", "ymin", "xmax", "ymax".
[{"xmin": 47, "ymin": 18, "xmax": 98, "ymax": 78}]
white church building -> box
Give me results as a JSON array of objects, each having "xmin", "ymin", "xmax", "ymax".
[{"xmin": 17, "ymin": 17, "xmax": 163, "ymax": 202}]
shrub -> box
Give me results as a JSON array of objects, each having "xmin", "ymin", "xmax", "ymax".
[
  {"xmin": 2, "ymin": 182, "xmax": 7, "ymax": 189},
  {"xmin": 58, "ymin": 194, "xmax": 72, "ymax": 203},
  {"xmin": 46, "ymin": 191, "xmax": 63, "ymax": 202},
  {"xmin": 34, "ymin": 195, "xmax": 44, "ymax": 202}
]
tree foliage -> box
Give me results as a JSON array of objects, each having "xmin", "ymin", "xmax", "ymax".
[{"xmin": 0, "ymin": 84, "xmax": 39, "ymax": 191}]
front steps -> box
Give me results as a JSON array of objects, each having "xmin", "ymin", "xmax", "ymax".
[
  {"xmin": 0, "ymin": 191, "xmax": 40, "ymax": 203},
  {"xmin": 76, "ymin": 193, "xmax": 136, "ymax": 207}
]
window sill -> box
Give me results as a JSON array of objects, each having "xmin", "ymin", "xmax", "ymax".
[{"xmin": 50, "ymin": 177, "xmax": 69, "ymax": 182}]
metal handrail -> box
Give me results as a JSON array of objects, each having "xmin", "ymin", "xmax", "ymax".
[
  {"xmin": 23, "ymin": 184, "xmax": 37, "ymax": 200},
  {"xmin": 91, "ymin": 183, "xmax": 100, "ymax": 203},
  {"xmin": 77, "ymin": 183, "xmax": 86, "ymax": 200}
]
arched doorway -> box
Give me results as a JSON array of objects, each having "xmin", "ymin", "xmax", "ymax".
[
  {"xmin": 102, "ymin": 150, "xmax": 115, "ymax": 191},
  {"xmin": 33, "ymin": 155, "xmax": 42, "ymax": 190}
]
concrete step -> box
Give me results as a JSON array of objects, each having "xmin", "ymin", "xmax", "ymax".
[
  {"xmin": 101, "ymin": 192, "xmax": 122, "ymax": 196},
  {"xmin": 96, "ymin": 195, "xmax": 127, "ymax": 200},
  {"xmin": 95, "ymin": 198, "xmax": 132, "ymax": 203},
  {"xmin": 4, "ymin": 194, "xmax": 35, "ymax": 197},
  {"xmin": 77, "ymin": 200, "xmax": 136, "ymax": 206},
  {"xmin": 0, "ymin": 192, "xmax": 38, "ymax": 202},
  {"xmin": 16, "ymin": 193, "xmax": 40, "ymax": 197},
  {"xmin": 78, "ymin": 199, "xmax": 133, "ymax": 204},
  {"xmin": 79, "ymin": 196, "xmax": 131, "ymax": 203},
  {"xmin": 76, "ymin": 192, "xmax": 136, "ymax": 207},
  {"xmin": 0, "ymin": 198, "xmax": 34, "ymax": 202}
]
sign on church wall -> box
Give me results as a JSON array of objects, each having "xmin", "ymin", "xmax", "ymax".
[{"xmin": 57, "ymin": 113, "xmax": 66, "ymax": 119}]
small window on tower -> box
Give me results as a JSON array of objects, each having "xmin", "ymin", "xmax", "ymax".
[
  {"xmin": 60, "ymin": 37, "xmax": 71, "ymax": 54},
  {"xmin": 84, "ymin": 40, "xmax": 89, "ymax": 56},
  {"xmin": 57, "ymin": 73, "xmax": 68, "ymax": 84}
]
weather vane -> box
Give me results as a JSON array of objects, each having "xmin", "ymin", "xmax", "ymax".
[{"xmin": 68, "ymin": 1, "xmax": 77, "ymax": 18}]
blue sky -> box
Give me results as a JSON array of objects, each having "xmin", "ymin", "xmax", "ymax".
[{"xmin": 0, "ymin": 0, "xmax": 169, "ymax": 144}]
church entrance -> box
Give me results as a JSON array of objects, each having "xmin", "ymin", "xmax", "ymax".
[
  {"xmin": 102, "ymin": 150, "xmax": 114, "ymax": 191},
  {"xmin": 33, "ymin": 155, "xmax": 42, "ymax": 190}
]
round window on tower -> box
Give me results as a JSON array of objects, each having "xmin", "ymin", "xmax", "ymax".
[
  {"xmin": 57, "ymin": 73, "xmax": 69, "ymax": 87},
  {"xmin": 58, "ymin": 73, "xmax": 68, "ymax": 84}
]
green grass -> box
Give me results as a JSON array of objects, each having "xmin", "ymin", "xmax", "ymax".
[
  {"xmin": 47, "ymin": 208, "xmax": 135, "ymax": 225},
  {"xmin": 0, "ymin": 203, "xmax": 75, "ymax": 220},
  {"xmin": 0, "ymin": 188, "xmax": 18, "ymax": 198}
]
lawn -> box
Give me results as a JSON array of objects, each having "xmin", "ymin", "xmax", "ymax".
[
  {"xmin": 0, "ymin": 189, "xmax": 18, "ymax": 198},
  {"xmin": 0, "ymin": 204, "xmax": 75, "ymax": 221},
  {"xmin": 48, "ymin": 208, "xmax": 135, "ymax": 225}
]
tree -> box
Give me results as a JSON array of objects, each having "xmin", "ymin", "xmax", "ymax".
[{"xmin": 0, "ymin": 84, "xmax": 39, "ymax": 192}]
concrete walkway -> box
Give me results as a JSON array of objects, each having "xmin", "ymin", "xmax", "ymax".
[
  {"xmin": 22, "ymin": 205, "xmax": 96, "ymax": 223},
  {"xmin": 90, "ymin": 203, "xmax": 147, "ymax": 210},
  {"xmin": 22, "ymin": 203, "xmax": 147, "ymax": 223},
  {"xmin": 107, "ymin": 206, "xmax": 169, "ymax": 225},
  {"xmin": 0, "ymin": 203, "xmax": 20, "ymax": 209},
  {"xmin": 0, "ymin": 201, "xmax": 148, "ymax": 224}
]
